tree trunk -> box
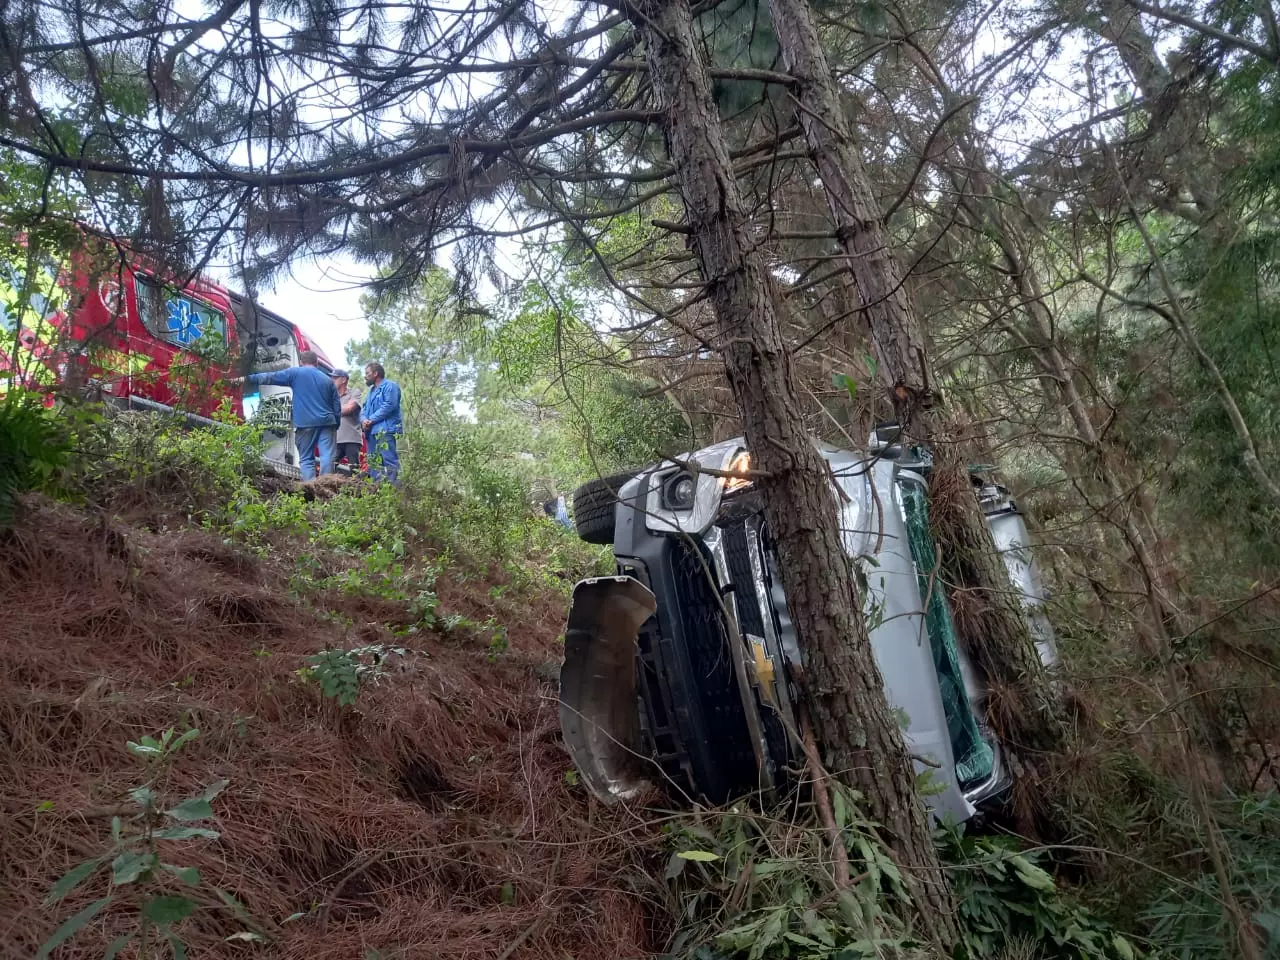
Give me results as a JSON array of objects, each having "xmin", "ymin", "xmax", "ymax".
[
  {"xmin": 630, "ymin": 0, "xmax": 957, "ymax": 944},
  {"xmin": 766, "ymin": 0, "xmax": 1066, "ymax": 766},
  {"xmin": 938, "ymin": 107, "xmax": 1256, "ymax": 798},
  {"xmin": 766, "ymin": 0, "xmax": 936, "ymax": 427}
]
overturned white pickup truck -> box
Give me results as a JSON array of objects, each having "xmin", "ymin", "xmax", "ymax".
[{"xmin": 559, "ymin": 424, "xmax": 1057, "ymax": 824}]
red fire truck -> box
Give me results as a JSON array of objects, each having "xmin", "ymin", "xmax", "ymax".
[{"xmin": 0, "ymin": 239, "xmax": 352, "ymax": 473}]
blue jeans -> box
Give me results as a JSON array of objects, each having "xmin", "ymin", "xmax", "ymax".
[
  {"xmin": 295, "ymin": 425, "xmax": 336, "ymax": 479},
  {"xmin": 366, "ymin": 432, "xmax": 400, "ymax": 484}
]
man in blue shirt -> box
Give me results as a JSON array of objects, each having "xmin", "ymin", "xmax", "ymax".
[
  {"xmin": 237, "ymin": 350, "xmax": 342, "ymax": 478},
  {"xmin": 360, "ymin": 361, "xmax": 402, "ymax": 485}
]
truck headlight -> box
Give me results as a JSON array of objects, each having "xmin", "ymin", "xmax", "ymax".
[
  {"xmin": 723, "ymin": 451, "xmax": 752, "ymax": 492},
  {"xmin": 663, "ymin": 472, "xmax": 697, "ymax": 509}
]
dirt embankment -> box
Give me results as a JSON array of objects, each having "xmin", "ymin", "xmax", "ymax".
[{"xmin": 0, "ymin": 498, "xmax": 661, "ymax": 959}]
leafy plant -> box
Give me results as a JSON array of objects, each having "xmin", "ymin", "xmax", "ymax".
[
  {"xmin": 300, "ymin": 644, "xmax": 408, "ymax": 706},
  {"xmin": 67, "ymin": 408, "xmax": 267, "ymax": 516},
  {"xmin": 943, "ymin": 828, "xmax": 1142, "ymax": 960},
  {"xmin": 1138, "ymin": 792, "xmax": 1280, "ymax": 960},
  {"xmin": 0, "ymin": 393, "xmax": 70, "ymax": 527},
  {"xmin": 39, "ymin": 728, "xmax": 252, "ymax": 960},
  {"xmin": 663, "ymin": 792, "xmax": 917, "ymax": 960},
  {"xmin": 663, "ymin": 805, "xmax": 1151, "ymax": 960},
  {"xmin": 408, "ymin": 587, "xmax": 440, "ymax": 627},
  {"xmin": 486, "ymin": 621, "xmax": 509, "ymax": 660}
]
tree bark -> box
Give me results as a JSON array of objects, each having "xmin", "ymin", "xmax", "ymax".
[
  {"xmin": 630, "ymin": 0, "xmax": 957, "ymax": 945},
  {"xmin": 766, "ymin": 0, "xmax": 936, "ymax": 427},
  {"xmin": 767, "ymin": 0, "xmax": 1066, "ymax": 766}
]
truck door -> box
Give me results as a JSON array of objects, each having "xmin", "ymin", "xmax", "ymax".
[{"xmin": 130, "ymin": 272, "xmax": 235, "ymax": 417}]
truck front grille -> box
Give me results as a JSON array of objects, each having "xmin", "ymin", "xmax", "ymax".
[
  {"xmin": 722, "ymin": 522, "xmax": 765, "ymax": 638},
  {"xmin": 666, "ymin": 537, "xmax": 758, "ymax": 801},
  {"xmin": 719, "ymin": 516, "xmax": 793, "ymax": 773}
]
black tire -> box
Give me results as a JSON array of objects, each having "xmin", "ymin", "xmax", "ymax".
[{"xmin": 571, "ymin": 471, "xmax": 635, "ymax": 545}]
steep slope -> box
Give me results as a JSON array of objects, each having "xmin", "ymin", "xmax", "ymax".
[{"xmin": 0, "ymin": 498, "xmax": 659, "ymax": 959}]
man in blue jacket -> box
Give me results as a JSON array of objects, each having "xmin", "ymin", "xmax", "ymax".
[
  {"xmin": 237, "ymin": 350, "xmax": 342, "ymax": 478},
  {"xmin": 361, "ymin": 361, "xmax": 403, "ymax": 484}
]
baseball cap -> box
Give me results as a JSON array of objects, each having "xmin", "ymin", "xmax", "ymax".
[{"xmin": 330, "ymin": 368, "xmax": 348, "ymax": 378}]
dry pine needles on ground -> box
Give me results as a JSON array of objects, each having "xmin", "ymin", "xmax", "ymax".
[{"xmin": 0, "ymin": 498, "xmax": 663, "ymax": 960}]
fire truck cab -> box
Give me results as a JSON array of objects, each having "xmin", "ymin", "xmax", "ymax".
[{"xmin": 1, "ymin": 239, "xmax": 344, "ymax": 472}]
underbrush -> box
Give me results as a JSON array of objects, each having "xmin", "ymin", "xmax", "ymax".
[
  {"xmin": 1137, "ymin": 792, "xmax": 1280, "ymax": 959},
  {"xmin": 56, "ymin": 407, "xmax": 608, "ymax": 602},
  {"xmin": 63, "ymin": 403, "xmax": 267, "ymax": 519},
  {"xmin": 657, "ymin": 799, "xmax": 1144, "ymax": 960},
  {"xmin": 1033, "ymin": 576, "xmax": 1280, "ymax": 960},
  {"xmin": 0, "ymin": 393, "xmax": 71, "ymax": 527}
]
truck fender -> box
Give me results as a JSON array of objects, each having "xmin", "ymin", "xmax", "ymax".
[{"xmin": 559, "ymin": 576, "xmax": 657, "ymax": 804}]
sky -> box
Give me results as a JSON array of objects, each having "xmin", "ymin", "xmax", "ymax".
[{"xmin": 206, "ymin": 253, "xmax": 374, "ymax": 366}]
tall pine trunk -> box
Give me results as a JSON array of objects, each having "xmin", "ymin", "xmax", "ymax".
[
  {"xmin": 766, "ymin": 0, "xmax": 1066, "ymax": 781},
  {"xmin": 630, "ymin": 0, "xmax": 958, "ymax": 944}
]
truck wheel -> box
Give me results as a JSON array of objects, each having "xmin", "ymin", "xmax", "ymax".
[{"xmin": 572, "ymin": 472, "xmax": 634, "ymax": 545}]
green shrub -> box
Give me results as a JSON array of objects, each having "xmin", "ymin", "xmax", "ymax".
[
  {"xmin": 943, "ymin": 829, "xmax": 1142, "ymax": 960},
  {"xmin": 662, "ymin": 793, "xmax": 918, "ymax": 960},
  {"xmin": 66, "ymin": 405, "xmax": 266, "ymax": 516},
  {"xmin": 299, "ymin": 644, "xmax": 408, "ymax": 706},
  {"xmin": 0, "ymin": 393, "xmax": 70, "ymax": 527},
  {"xmin": 662, "ymin": 804, "xmax": 1151, "ymax": 960},
  {"xmin": 1138, "ymin": 793, "xmax": 1280, "ymax": 960}
]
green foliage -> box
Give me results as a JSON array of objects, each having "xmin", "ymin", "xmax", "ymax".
[
  {"xmin": 0, "ymin": 148, "xmax": 82, "ymax": 246},
  {"xmin": 1162, "ymin": 217, "xmax": 1280, "ymax": 568},
  {"xmin": 126, "ymin": 409, "xmax": 608, "ymax": 639},
  {"xmin": 355, "ymin": 264, "xmax": 691, "ymax": 503},
  {"xmin": 39, "ymin": 728, "xmax": 253, "ymax": 960},
  {"xmin": 349, "ymin": 266, "xmax": 475, "ymax": 429},
  {"xmin": 663, "ymin": 792, "xmax": 918, "ymax": 960},
  {"xmin": 66, "ymin": 405, "xmax": 266, "ymax": 516},
  {"xmin": 484, "ymin": 274, "xmax": 692, "ymax": 479},
  {"xmin": 1138, "ymin": 793, "xmax": 1280, "ymax": 960},
  {"xmin": 663, "ymin": 802, "xmax": 1153, "ymax": 960},
  {"xmin": 0, "ymin": 394, "xmax": 71, "ymax": 527},
  {"xmin": 322, "ymin": 542, "xmax": 411, "ymax": 599},
  {"xmin": 410, "ymin": 428, "xmax": 530, "ymax": 515},
  {"xmin": 311, "ymin": 482, "xmax": 413, "ymax": 552},
  {"xmin": 300, "ymin": 645, "xmax": 407, "ymax": 706},
  {"xmin": 0, "ymin": 151, "xmax": 82, "ymax": 331},
  {"xmin": 942, "ymin": 829, "xmax": 1142, "ymax": 960},
  {"xmin": 223, "ymin": 485, "xmax": 309, "ymax": 539},
  {"xmin": 408, "ymin": 587, "xmax": 440, "ymax": 626}
]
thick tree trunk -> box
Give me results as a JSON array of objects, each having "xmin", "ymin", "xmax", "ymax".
[
  {"xmin": 630, "ymin": 0, "xmax": 957, "ymax": 944},
  {"xmin": 767, "ymin": 0, "xmax": 1066, "ymax": 767}
]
